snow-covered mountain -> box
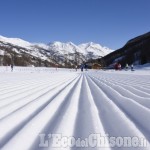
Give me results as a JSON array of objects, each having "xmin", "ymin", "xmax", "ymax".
[
  {"xmin": 0, "ymin": 35, "xmax": 113, "ymax": 67},
  {"xmin": 0, "ymin": 36, "xmax": 31, "ymax": 48},
  {"xmin": 78, "ymin": 42, "xmax": 112, "ymax": 57}
]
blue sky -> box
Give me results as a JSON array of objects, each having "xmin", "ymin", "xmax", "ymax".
[{"xmin": 0, "ymin": 0, "xmax": 150, "ymax": 49}]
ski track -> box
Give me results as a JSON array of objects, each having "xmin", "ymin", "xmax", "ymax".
[{"xmin": 0, "ymin": 69, "xmax": 150, "ymax": 150}]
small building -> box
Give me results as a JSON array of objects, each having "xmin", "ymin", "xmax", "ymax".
[{"xmin": 92, "ymin": 63, "xmax": 101, "ymax": 69}]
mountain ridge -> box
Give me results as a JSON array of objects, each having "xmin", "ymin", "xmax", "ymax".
[
  {"xmin": 0, "ymin": 35, "xmax": 113, "ymax": 67},
  {"xmin": 98, "ymin": 31, "xmax": 150, "ymax": 67}
]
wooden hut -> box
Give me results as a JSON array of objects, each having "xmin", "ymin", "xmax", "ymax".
[{"xmin": 92, "ymin": 63, "xmax": 101, "ymax": 69}]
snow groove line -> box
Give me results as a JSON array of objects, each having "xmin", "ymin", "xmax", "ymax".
[
  {"xmin": 0, "ymin": 81, "xmax": 37, "ymax": 92},
  {"xmin": 0, "ymin": 74, "xmax": 80, "ymax": 148},
  {"xmin": 1, "ymin": 75, "xmax": 82, "ymax": 150},
  {"xmin": 88, "ymin": 75, "xmax": 150, "ymax": 141},
  {"xmin": 96, "ymin": 74, "xmax": 150, "ymax": 90},
  {"xmin": 0, "ymin": 75, "xmax": 79, "ymax": 119},
  {"xmin": 91, "ymin": 76, "xmax": 150, "ymax": 109},
  {"xmin": 0, "ymin": 75, "xmax": 54, "ymax": 92},
  {"xmin": 0, "ymin": 72, "xmax": 75, "ymax": 87},
  {"xmin": 0, "ymin": 81, "xmax": 45, "ymax": 95},
  {"xmin": 99, "ymin": 77, "xmax": 150, "ymax": 99},
  {"xmin": 0, "ymin": 77, "xmax": 49, "ymax": 89},
  {"xmin": 86, "ymin": 75, "xmax": 150, "ymax": 149},
  {"xmin": 0, "ymin": 75, "xmax": 75, "ymax": 100},
  {"xmin": 100, "ymin": 77, "xmax": 150, "ymax": 97},
  {"xmin": 0, "ymin": 81, "xmax": 54, "ymax": 101},
  {"xmin": 90, "ymin": 74, "xmax": 150, "ymax": 116},
  {"xmin": 89, "ymin": 73, "xmax": 150, "ymax": 97},
  {"xmin": 0, "ymin": 73, "xmax": 78, "ymax": 120},
  {"xmin": 72, "ymin": 74, "xmax": 111, "ymax": 150},
  {"xmin": 89, "ymin": 73, "xmax": 150, "ymax": 98},
  {"xmin": 132, "ymin": 86, "xmax": 150, "ymax": 94},
  {"xmin": 91, "ymin": 72, "xmax": 150, "ymax": 87},
  {"xmin": 35, "ymin": 75, "xmax": 83, "ymax": 150},
  {"xmin": 0, "ymin": 75, "xmax": 77, "ymax": 108}
]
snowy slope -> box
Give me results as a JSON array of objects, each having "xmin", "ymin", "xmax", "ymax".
[
  {"xmin": 48, "ymin": 41, "xmax": 84, "ymax": 54},
  {"xmin": 79, "ymin": 42, "xmax": 112, "ymax": 57},
  {"xmin": 0, "ymin": 35, "xmax": 113, "ymax": 62},
  {"xmin": 0, "ymin": 36, "xmax": 50, "ymax": 63},
  {"xmin": 0, "ymin": 67, "xmax": 150, "ymax": 150},
  {"xmin": 0, "ymin": 35, "xmax": 32, "ymax": 48},
  {"xmin": 47, "ymin": 41, "xmax": 113, "ymax": 58}
]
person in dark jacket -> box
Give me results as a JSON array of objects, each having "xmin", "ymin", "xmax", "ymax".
[
  {"xmin": 81, "ymin": 64, "xmax": 84, "ymax": 72},
  {"xmin": 131, "ymin": 64, "xmax": 134, "ymax": 71},
  {"xmin": 84, "ymin": 63, "xmax": 88, "ymax": 71},
  {"xmin": 11, "ymin": 64, "xmax": 13, "ymax": 71}
]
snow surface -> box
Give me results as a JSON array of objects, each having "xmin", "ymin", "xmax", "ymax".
[
  {"xmin": 0, "ymin": 66, "xmax": 150, "ymax": 150},
  {"xmin": 0, "ymin": 35, "xmax": 32, "ymax": 48}
]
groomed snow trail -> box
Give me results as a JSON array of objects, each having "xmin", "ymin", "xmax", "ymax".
[{"xmin": 0, "ymin": 68, "xmax": 150, "ymax": 150}]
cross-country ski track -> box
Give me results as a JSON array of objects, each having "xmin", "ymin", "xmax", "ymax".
[{"xmin": 0, "ymin": 68, "xmax": 150, "ymax": 150}]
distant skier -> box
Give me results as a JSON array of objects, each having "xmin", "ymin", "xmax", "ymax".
[
  {"xmin": 84, "ymin": 63, "xmax": 88, "ymax": 71},
  {"xmin": 11, "ymin": 64, "xmax": 13, "ymax": 72},
  {"xmin": 125, "ymin": 63, "xmax": 128, "ymax": 70},
  {"xmin": 131, "ymin": 64, "xmax": 134, "ymax": 71},
  {"xmin": 75, "ymin": 65, "xmax": 78, "ymax": 71},
  {"xmin": 81, "ymin": 64, "xmax": 84, "ymax": 72},
  {"xmin": 118, "ymin": 63, "xmax": 121, "ymax": 70}
]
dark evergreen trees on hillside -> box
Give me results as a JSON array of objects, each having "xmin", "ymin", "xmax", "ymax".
[{"xmin": 100, "ymin": 32, "xmax": 150, "ymax": 67}]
